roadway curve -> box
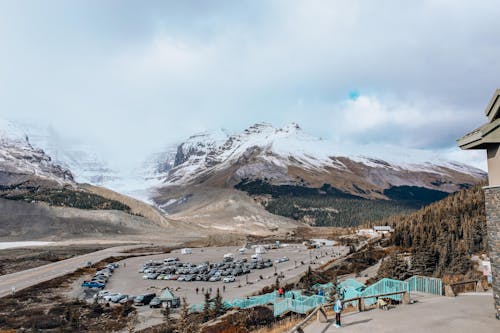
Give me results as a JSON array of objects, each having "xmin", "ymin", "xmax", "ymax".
[{"xmin": 0, "ymin": 244, "xmax": 147, "ymax": 298}]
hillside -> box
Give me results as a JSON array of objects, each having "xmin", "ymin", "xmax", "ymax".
[
  {"xmin": 149, "ymin": 123, "xmax": 485, "ymax": 228},
  {"xmin": 234, "ymin": 180, "xmax": 451, "ymax": 227},
  {"xmin": 375, "ymin": 185, "xmax": 487, "ymax": 277}
]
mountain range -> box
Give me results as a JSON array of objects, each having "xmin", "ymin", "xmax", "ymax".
[{"xmin": 0, "ymin": 118, "xmax": 486, "ymax": 238}]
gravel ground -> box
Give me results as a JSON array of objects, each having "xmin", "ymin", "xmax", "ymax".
[{"xmin": 73, "ymin": 243, "xmax": 349, "ymax": 329}]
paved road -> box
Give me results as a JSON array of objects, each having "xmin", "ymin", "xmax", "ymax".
[
  {"xmin": 0, "ymin": 244, "xmax": 147, "ymax": 298},
  {"xmin": 304, "ymin": 293, "xmax": 499, "ymax": 333}
]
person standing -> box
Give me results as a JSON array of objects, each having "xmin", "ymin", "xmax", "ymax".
[{"xmin": 334, "ymin": 297, "xmax": 343, "ymax": 328}]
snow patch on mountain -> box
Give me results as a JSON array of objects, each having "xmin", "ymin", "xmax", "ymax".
[
  {"xmin": 0, "ymin": 119, "xmax": 74, "ymax": 185},
  {"xmin": 163, "ymin": 122, "xmax": 486, "ymax": 187}
]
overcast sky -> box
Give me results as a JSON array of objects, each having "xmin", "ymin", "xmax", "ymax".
[{"xmin": 1, "ymin": 0, "xmax": 498, "ymax": 170}]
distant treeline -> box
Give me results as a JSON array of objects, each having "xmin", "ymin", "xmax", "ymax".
[
  {"xmin": 0, "ymin": 186, "xmax": 131, "ymax": 212},
  {"xmin": 235, "ymin": 179, "xmax": 450, "ymax": 227}
]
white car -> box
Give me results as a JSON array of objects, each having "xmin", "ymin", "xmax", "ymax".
[
  {"xmin": 223, "ymin": 276, "xmax": 235, "ymax": 283},
  {"xmin": 102, "ymin": 293, "xmax": 121, "ymax": 302},
  {"xmin": 96, "ymin": 290, "xmax": 111, "ymax": 298}
]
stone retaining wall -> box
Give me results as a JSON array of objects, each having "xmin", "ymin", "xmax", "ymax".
[{"xmin": 484, "ymin": 186, "xmax": 500, "ymax": 319}]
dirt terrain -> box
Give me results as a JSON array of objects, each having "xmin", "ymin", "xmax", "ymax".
[
  {"xmin": 0, "ymin": 256, "xmax": 138, "ymax": 332},
  {"xmin": 0, "ymin": 244, "xmax": 117, "ymax": 275},
  {"xmin": 153, "ymin": 185, "xmax": 304, "ymax": 236}
]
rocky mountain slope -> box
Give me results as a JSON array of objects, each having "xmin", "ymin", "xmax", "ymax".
[
  {"xmin": 0, "ymin": 119, "xmax": 74, "ymax": 188},
  {"xmin": 0, "ymin": 118, "xmax": 291, "ymax": 239},
  {"xmin": 156, "ymin": 123, "xmax": 484, "ymax": 195},
  {"xmin": 150, "ymin": 123, "xmax": 486, "ymax": 227},
  {"xmin": 0, "ymin": 119, "xmax": 200, "ymax": 241}
]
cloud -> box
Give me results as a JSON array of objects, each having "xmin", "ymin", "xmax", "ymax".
[
  {"xmin": 0, "ymin": 0, "xmax": 498, "ymax": 171},
  {"xmin": 333, "ymin": 94, "xmax": 480, "ymax": 148}
]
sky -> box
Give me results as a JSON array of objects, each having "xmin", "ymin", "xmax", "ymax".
[{"xmin": 1, "ymin": 0, "xmax": 499, "ymax": 171}]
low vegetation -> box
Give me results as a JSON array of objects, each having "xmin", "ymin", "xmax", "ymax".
[{"xmin": 0, "ymin": 184, "xmax": 131, "ymax": 212}]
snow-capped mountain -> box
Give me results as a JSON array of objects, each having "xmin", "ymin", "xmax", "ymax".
[
  {"xmin": 0, "ymin": 119, "xmax": 74, "ymax": 187},
  {"xmin": 12, "ymin": 122, "xmax": 117, "ymax": 186},
  {"xmin": 159, "ymin": 122, "xmax": 486, "ymax": 197}
]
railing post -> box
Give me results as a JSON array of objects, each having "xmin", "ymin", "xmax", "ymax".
[
  {"xmin": 402, "ymin": 291, "xmax": 410, "ymax": 304},
  {"xmin": 317, "ymin": 306, "xmax": 328, "ymax": 323},
  {"xmin": 445, "ymin": 284, "xmax": 456, "ymax": 297},
  {"xmin": 359, "ymin": 297, "xmax": 365, "ymax": 311}
]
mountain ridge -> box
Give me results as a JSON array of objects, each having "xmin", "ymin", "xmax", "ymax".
[{"xmin": 153, "ymin": 122, "xmax": 485, "ymax": 197}]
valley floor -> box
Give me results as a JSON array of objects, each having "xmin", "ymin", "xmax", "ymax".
[{"xmin": 304, "ymin": 293, "xmax": 499, "ymax": 333}]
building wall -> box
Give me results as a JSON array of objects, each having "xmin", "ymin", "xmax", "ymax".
[
  {"xmin": 484, "ymin": 186, "xmax": 500, "ymax": 319},
  {"xmin": 487, "ymin": 144, "xmax": 500, "ymax": 187}
]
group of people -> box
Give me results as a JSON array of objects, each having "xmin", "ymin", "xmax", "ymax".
[{"xmin": 195, "ymin": 285, "xmax": 226, "ymax": 295}]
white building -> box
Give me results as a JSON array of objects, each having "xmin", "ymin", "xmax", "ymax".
[{"xmin": 373, "ymin": 226, "xmax": 393, "ymax": 234}]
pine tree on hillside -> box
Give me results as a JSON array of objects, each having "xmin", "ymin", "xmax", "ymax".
[
  {"xmin": 410, "ymin": 249, "xmax": 437, "ymax": 276},
  {"xmin": 382, "ymin": 185, "xmax": 486, "ymax": 277},
  {"xmin": 376, "ymin": 252, "xmax": 411, "ymax": 280},
  {"xmin": 211, "ymin": 288, "xmax": 225, "ymax": 319},
  {"xmin": 202, "ymin": 291, "xmax": 211, "ymax": 322},
  {"xmin": 176, "ymin": 298, "xmax": 199, "ymax": 333}
]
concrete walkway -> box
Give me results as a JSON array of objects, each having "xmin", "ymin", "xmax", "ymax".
[{"xmin": 304, "ymin": 293, "xmax": 499, "ymax": 333}]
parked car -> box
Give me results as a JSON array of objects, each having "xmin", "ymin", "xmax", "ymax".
[
  {"xmin": 223, "ymin": 276, "xmax": 235, "ymax": 283},
  {"xmin": 119, "ymin": 295, "xmax": 132, "ymax": 304},
  {"xmin": 209, "ymin": 275, "xmax": 221, "ymax": 282},
  {"xmin": 111, "ymin": 294, "xmax": 128, "ymax": 303},
  {"xmin": 97, "ymin": 290, "xmax": 111, "ymax": 298},
  {"xmin": 134, "ymin": 293, "xmax": 156, "ymax": 306},
  {"xmin": 149, "ymin": 297, "xmax": 163, "ymax": 308},
  {"xmin": 81, "ymin": 281, "xmax": 105, "ymax": 289},
  {"xmin": 163, "ymin": 257, "xmax": 179, "ymax": 263},
  {"xmin": 102, "ymin": 293, "xmax": 120, "ymax": 302}
]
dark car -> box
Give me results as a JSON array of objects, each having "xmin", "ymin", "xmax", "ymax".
[{"xmin": 134, "ymin": 293, "xmax": 156, "ymax": 306}]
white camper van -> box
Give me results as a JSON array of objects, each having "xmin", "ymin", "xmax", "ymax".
[{"xmin": 180, "ymin": 248, "xmax": 192, "ymax": 255}]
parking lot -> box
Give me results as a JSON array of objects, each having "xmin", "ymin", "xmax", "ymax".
[{"xmin": 99, "ymin": 243, "xmax": 345, "ymax": 304}]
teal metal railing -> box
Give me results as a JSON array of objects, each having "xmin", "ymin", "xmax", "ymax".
[
  {"xmin": 405, "ymin": 275, "xmax": 442, "ymax": 296},
  {"xmin": 360, "ymin": 278, "xmax": 409, "ymax": 306},
  {"xmin": 190, "ymin": 275, "xmax": 440, "ymax": 316},
  {"xmin": 339, "ymin": 278, "xmax": 365, "ymax": 291}
]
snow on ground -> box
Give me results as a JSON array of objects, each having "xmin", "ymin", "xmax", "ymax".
[{"xmin": 0, "ymin": 242, "xmax": 55, "ymax": 250}]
